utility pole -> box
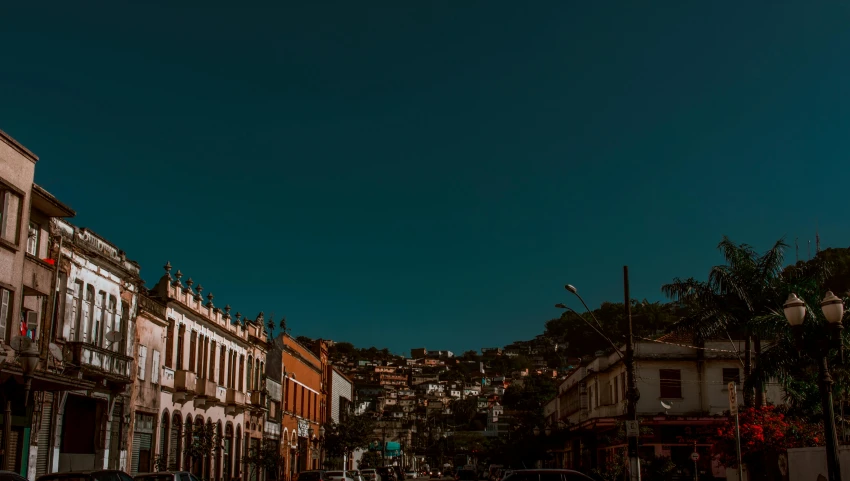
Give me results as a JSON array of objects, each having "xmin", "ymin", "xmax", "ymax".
[{"xmin": 624, "ymin": 266, "xmax": 641, "ymax": 481}]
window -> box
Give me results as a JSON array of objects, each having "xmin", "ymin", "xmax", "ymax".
[
  {"xmin": 138, "ymin": 345, "xmax": 148, "ymax": 381},
  {"xmin": 219, "ymin": 348, "xmax": 226, "ymax": 385},
  {"xmin": 26, "ymin": 221, "xmax": 39, "ymax": 256},
  {"xmin": 107, "ymin": 295, "xmax": 118, "ymax": 350},
  {"xmin": 0, "ymin": 188, "xmax": 22, "ymax": 244},
  {"xmin": 0, "ymin": 287, "xmax": 11, "ymax": 342},
  {"xmin": 660, "ymin": 369, "xmax": 682, "ymax": 399},
  {"xmin": 94, "ymin": 291, "xmax": 106, "ymax": 346},
  {"xmin": 152, "ymin": 350, "xmax": 161, "ymax": 384},
  {"xmin": 165, "ymin": 321, "xmax": 175, "ymax": 368},
  {"xmin": 723, "ymin": 367, "xmax": 741, "ymax": 385},
  {"xmin": 84, "ymin": 285, "xmax": 94, "ymax": 342},
  {"xmin": 188, "ymin": 330, "xmax": 196, "ymax": 372},
  {"xmin": 70, "ymin": 280, "xmax": 83, "ymax": 340}
]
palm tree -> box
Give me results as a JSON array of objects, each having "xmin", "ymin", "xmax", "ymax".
[{"xmin": 662, "ymin": 236, "xmax": 788, "ymax": 406}]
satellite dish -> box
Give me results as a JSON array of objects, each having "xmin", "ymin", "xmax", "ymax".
[
  {"xmin": 661, "ymin": 401, "xmax": 672, "ymax": 414},
  {"xmin": 49, "ymin": 343, "xmax": 64, "ymax": 362},
  {"xmin": 10, "ymin": 335, "xmax": 32, "ymax": 352},
  {"xmin": 106, "ymin": 331, "xmax": 123, "ymax": 343}
]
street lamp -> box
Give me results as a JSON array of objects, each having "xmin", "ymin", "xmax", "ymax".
[
  {"xmin": 559, "ymin": 267, "xmax": 641, "ymax": 481},
  {"xmin": 783, "ymin": 291, "xmax": 844, "ymax": 481}
]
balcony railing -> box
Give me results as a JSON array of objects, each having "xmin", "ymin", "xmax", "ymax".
[
  {"xmin": 66, "ymin": 341, "xmax": 133, "ymax": 384},
  {"xmin": 249, "ymin": 390, "xmax": 267, "ymax": 408},
  {"xmin": 197, "ymin": 379, "xmax": 220, "ymax": 403},
  {"xmin": 226, "ymin": 388, "xmax": 246, "ymax": 406},
  {"xmin": 23, "ymin": 255, "xmax": 54, "ymax": 297},
  {"xmin": 175, "ymin": 369, "xmax": 197, "ymax": 400}
]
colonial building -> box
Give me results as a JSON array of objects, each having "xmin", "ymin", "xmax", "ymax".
[
  {"xmin": 278, "ymin": 334, "xmax": 327, "ymax": 479},
  {"xmin": 132, "ymin": 292, "xmax": 169, "ymax": 474},
  {"xmin": 549, "ymin": 335, "xmax": 784, "ymax": 475},
  {"xmin": 326, "ymin": 367, "xmax": 355, "ymax": 469},
  {"xmin": 146, "ymin": 264, "xmax": 268, "ymax": 481},
  {"xmin": 0, "ymin": 129, "xmax": 98, "ymax": 480},
  {"xmin": 51, "ymin": 218, "xmax": 141, "ymax": 473}
]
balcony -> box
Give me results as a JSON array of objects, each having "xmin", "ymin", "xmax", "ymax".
[
  {"xmin": 249, "ymin": 390, "xmax": 267, "ymax": 409},
  {"xmin": 23, "ymin": 254, "xmax": 54, "ymax": 296},
  {"xmin": 66, "ymin": 341, "xmax": 133, "ymax": 385},
  {"xmin": 226, "ymin": 388, "xmax": 246, "ymax": 415},
  {"xmin": 174, "ymin": 369, "xmax": 197, "ymax": 403},
  {"xmin": 197, "ymin": 379, "xmax": 221, "ymax": 403}
]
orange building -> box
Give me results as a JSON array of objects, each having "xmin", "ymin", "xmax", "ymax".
[{"xmin": 274, "ymin": 334, "xmax": 328, "ymax": 480}]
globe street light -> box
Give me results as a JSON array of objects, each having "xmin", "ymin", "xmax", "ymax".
[{"xmin": 783, "ymin": 291, "xmax": 844, "ymax": 481}]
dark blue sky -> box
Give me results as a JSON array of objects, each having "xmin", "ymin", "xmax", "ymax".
[{"xmin": 3, "ymin": 1, "xmax": 849, "ymax": 355}]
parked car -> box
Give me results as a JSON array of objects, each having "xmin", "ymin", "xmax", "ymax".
[
  {"xmin": 38, "ymin": 470, "xmax": 136, "ymax": 481},
  {"xmin": 404, "ymin": 471, "xmax": 417, "ymax": 479},
  {"xmin": 360, "ymin": 469, "xmax": 381, "ymax": 481},
  {"xmin": 135, "ymin": 472, "xmax": 201, "ymax": 481},
  {"xmin": 500, "ymin": 469, "xmax": 593, "ymax": 481},
  {"xmin": 348, "ymin": 470, "xmax": 365, "ymax": 481},
  {"xmin": 325, "ymin": 471, "xmax": 355, "ymax": 481},
  {"xmin": 297, "ymin": 471, "xmax": 332, "ymax": 481},
  {"xmin": 0, "ymin": 471, "xmax": 27, "ymax": 481}
]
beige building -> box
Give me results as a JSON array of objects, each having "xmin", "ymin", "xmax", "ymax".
[
  {"xmin": 146, "ymin": 264, "xmax": 268, "ymax": 481},
  {"xmin": 0, "ymin": 129, "xmax": 106, "ymax": 481}
]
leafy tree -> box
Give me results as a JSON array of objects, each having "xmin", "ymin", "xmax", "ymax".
[
  {"xmin": 323, "ymin": 414, "xmax": 376, "ymax": 462},
  {"xmin": 184, "ymin": 422, "xmax": 222, "ymax": 476},
  {"xmin": 296, "ymin": 335, "xmax": 314, "ymax": 347},
  {"xmin": 450, "ymin": 397, "xmax": 479, "ymax": 427},
  {"xmin": 244, "ymin": 439, "xmax": 283, "ymax": 481},
  {"xmin": 712, "ymin": 405, "xmax": 822, "ymax": 469},
  {"xmin": 662, "ymin": 236, "xmax": 787, "ymax": 406}
]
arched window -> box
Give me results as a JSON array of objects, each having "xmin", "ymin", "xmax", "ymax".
[
  {"xmin": 160, "ymin": 411, "xmax": 170, "ymax": 467},
  {"xmin": 239, "ymin": 355, "xmax": 245, "ymax": 391},
  {"xmin": 205, "ymin": 418, "xmax": 213, "ymax": 479},
  {"xmin": 257, "ymin": 361, "xmax": 263, "ymax": 390}
]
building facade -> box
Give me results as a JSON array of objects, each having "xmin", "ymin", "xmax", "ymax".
[
  {"xmin": 147, "ymin": 264, "xmax": 268, "ymax": 481},
  {"xmin": 279, "ymin": 334, "xmax": 327, "ymax": 479}
]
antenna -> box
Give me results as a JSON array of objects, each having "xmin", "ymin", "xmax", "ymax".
[
  {"xmin": 661, "ymin": 400, "xmax": 672, "ymax": 414},
  {"xmin": 10, "ymin": 335, "xmax": 32, "ymax": 352},
  {"xmin": 106, "ymin": 331, "xmax": 123, "ymax": 345},
  {"xmin": 48, "ymin": 343, "xmax": 64, "ymax": 362},
  {"xmin": 808, "ymin": 240, "xmax": 812, "ymax": 261}
]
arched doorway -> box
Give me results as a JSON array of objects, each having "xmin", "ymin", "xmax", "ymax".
[
  {"xmin": 184, "ymin": 415, "xmax": 194, "ymax": 473},
  {"xmin": 159, "ymin": 411, "xmax": 170, "ymax": 470},
  {"xmin": 192, "ymin": 416, "xmax": 204, "ymax": 477},
  {"xmin": 215, "ymin": 422, "xmax": 223, "ymax": 481},
  {"xmin": 224, "ymin": 423, "xmax": 234, "ymax": 481},
  {"xmin": 235, "ymin": 425, "xmax": 243, "ymax": 481},
  {"xmin": 205, "ymin": 418, "xmax": 213, "ymax": 480},
  {"xmin": 171, "ymin": 412, "xmax": 183, "ymax": 470}
]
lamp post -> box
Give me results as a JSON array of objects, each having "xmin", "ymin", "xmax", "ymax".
[
  {"xmin": 783, "ymin": 291, "xmax": 844, "ymax": 481},
  {"xmin": 557, "ymin": 266, "xmax": 640, "ymax": 481}
]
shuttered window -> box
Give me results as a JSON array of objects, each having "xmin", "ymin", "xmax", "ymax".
[
  {"xmin": 0, "ymin": 287, "xmax": 10, "ymax": 343},
  {"xmin": 138, "ymin": 345, "xmax": 147, "ymax": 381},
  {"xmin": 152, "ymin": 350, "xmax": 161, "ymax": 385}
]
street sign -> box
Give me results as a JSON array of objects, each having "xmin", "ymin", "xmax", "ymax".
[
  {"xmin": 728, "ymin": 382, "xmax": 738, "ymax": 415},
  {"xmin": 690, "ymin": 452, "xmax": 700, "ymax": 462},
  {"xmin": 625, "ymin": 420, "xmax": 639, "ymax": 438}
]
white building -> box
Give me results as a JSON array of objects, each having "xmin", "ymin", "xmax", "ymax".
[{"xmin": 145, "ymin": 264, "xmax": 268, "ymax": 481}]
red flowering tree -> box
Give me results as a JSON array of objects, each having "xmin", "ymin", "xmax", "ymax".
[{"xmin": 712, "ymin": 405, "xmax": 823, "ymax": 468}]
